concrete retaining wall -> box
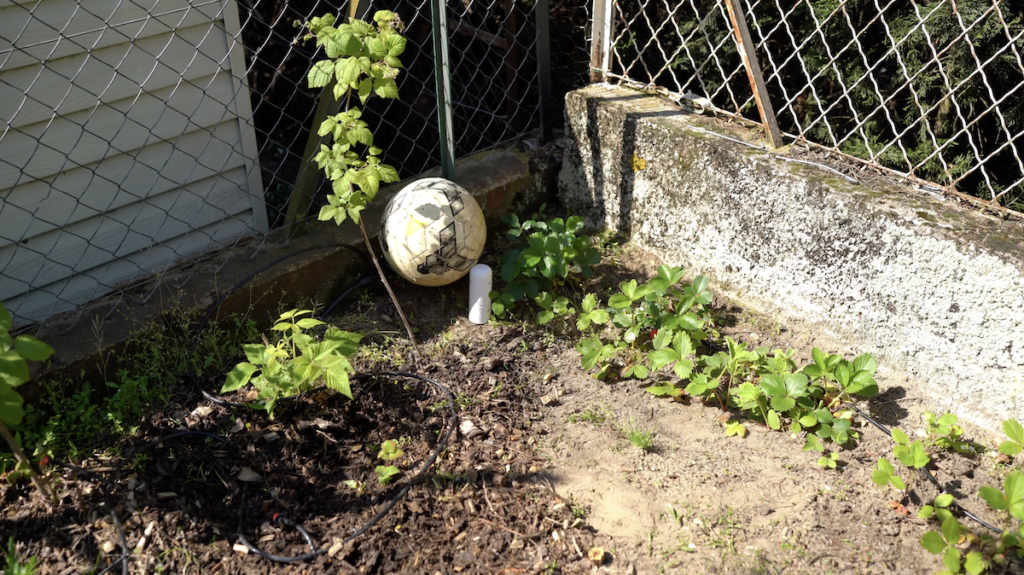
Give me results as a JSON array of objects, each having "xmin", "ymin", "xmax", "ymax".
[{"xmin": 558, "ymin": 84, "xmax": 1024, "ymax": 429}]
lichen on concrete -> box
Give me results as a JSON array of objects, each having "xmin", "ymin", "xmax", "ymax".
[{"xmin": 559, "ymin": 84, "xmax": 1024, "ymax": 429}]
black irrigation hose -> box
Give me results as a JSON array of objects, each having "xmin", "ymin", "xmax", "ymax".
[
  {"xmin": 235, "ymin": 371, "xmax": 459, "ymax": 563},
  {"xmin": 846, "ymin": 403, "xmax": 1005, "ymax": 535},
  {"xmin": 91, "ymin": 508, "xmax": 129, "ymax": 575}
]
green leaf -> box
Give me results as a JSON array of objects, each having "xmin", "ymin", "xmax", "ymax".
[
  {"xmin": 890, "ymin": 475, "xmax": 906, "ymax": 491},
  {"xmin": 0, "ymin": 350, "xmax": 30, "ymax": 387},
  {"xmin": 941, "ymin": 516, "xmax": 961, "ymax": 547},
  {"xmin": 725, "ymin": 422, "xmax": 748, "ymax": 437},
  {"xmin": 308, "ymin": 60, "xmax": 334, "ymax": 88},
  {"xmin": 999, "ymin": 440, "xmax": 1023, "ymax": 456},
  {"xmin": 375, "ymin": 465, "xmax": 400, "ymax": 485},
  {"xmin": 12, "ymin": 335, "xmax": 52, "ymax": 362},
  {"xmin": 964, "ymin": 551, "xmax": 989, "ymax": 575},
  {"xmin": 0, "ymin": 302, "xmax": 11, "ymax": 332},
  {"xmin": 934, "ymin": 493, "xmax": 954, "ymax": 508},
  {"xmin": 1004, "ymin": 420, "xmax": 1024, "ymax": 445},
  {"xmin": 222, "ymin": 362, "xmax": 257, "ymax": 393},
  {"xmin": 608, "ymin": 293, "xmax": 631, "ymax": 309},
  {"xmin": 537, "ymin": 310, "xmax": 554, "ymax": 325},
  {"xmin": 0, "ymin": 384, "xmax": 25, "ymax": 425},
  {"xmin": 920, "ymin": 531, "xmax": 947, "ymax": 554},
  {"xmin": 943, "ymin": 546, "xmax": 962, "ymax": 574},
  {"xmin": 891, "ymin": 428, "xmax": 910, "ymax": 445},
  {"xmin": 979, "ymin": 485, "xmax": 1008, "ymax": 510},
  {"xmin": 766, "ymin": 409, "xmax": 781, "ymax": 430},
  {"xmin": 378, "ymin": 439, "xmax": 404, "ymax": 460},
  {"xmin": 646, "ymin": 384, "xmax": 682, "ymax": 398}
]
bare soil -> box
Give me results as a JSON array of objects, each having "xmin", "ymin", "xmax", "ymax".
[{"xmin": 2, "ymin": 241, "xmax": 1022, "ymax": 575}]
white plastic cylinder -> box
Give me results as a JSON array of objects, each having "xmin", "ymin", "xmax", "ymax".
[{"xmin": 468, "ymin": 264, "xmax": 492, "ymax": 325}]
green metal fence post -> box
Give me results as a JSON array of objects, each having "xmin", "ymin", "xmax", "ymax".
[{"xmin": 430, "ymin": 0, "xmax": 456, "ymax": 180}]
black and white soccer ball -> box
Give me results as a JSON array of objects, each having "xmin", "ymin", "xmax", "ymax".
[{"xmin": 378, "ymin": 178, "xmax": 486, "ymax": 287}]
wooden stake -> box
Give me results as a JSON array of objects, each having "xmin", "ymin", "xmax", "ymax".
[{"xmin": 725, "ymin": 0, "xmax": 784, "ymax": 149}]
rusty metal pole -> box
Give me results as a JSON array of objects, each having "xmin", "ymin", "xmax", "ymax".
[{"xmin": 724, "ymin": 0, "xmax": 784, "ymax": 149}]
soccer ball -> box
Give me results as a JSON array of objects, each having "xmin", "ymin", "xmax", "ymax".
[{"xmin": 378, "ymin": 178, "xmax": 487, "ymax": 287}]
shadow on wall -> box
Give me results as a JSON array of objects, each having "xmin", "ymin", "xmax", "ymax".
[{"xmin": 579, "ymin": 91, "xmax": 690, "ymax": 234}]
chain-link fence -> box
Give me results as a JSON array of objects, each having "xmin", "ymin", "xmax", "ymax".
[
  {"xmin": 1, "ymin": 0, "xmax": 584, "ymax": 330},
  {"xmin": 595, "ymin": 0, "xmax": 1024, "ymax": 210}
]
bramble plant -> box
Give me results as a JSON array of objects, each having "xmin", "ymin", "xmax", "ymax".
[
  {"xmin": 302, "ymin": 11, "xmax": 421, "ymax": 358},
  {"xmin": 490, "ymin": 210, "xmax": 601, "ymax": 322},
  {"xmin": 0, "ymin": 302, "xmax": 55, "ymax": 503},
  {"xmin": 221, "ymin": 310, "xmax": 362, "ymax": 417}
]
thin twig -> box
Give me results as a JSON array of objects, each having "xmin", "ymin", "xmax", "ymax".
[
  {"xmin": 356, "ymin": 216, "xmax": 422, "ymax": 362},
  {"xmin": 475, "ymin": 517, "xmax": 524, "ymax": 537}
]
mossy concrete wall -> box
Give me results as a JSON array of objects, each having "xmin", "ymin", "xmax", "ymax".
[{"xmin": 559, "ymin": 84, "xmax": 1024, "ymax": 429}]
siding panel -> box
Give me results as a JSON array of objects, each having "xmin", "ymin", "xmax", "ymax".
[{"xmin": 0, "ymin": 0, "xmax": 266, "ymax": 326}]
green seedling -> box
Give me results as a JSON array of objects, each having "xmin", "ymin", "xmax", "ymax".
[
  {"xmin": 724, "ymin": 421, "xmax": 748, "ymax": 438},
  {"xmin": 802, "ymin": 348, "xmax": 879, "ymax": 406},
  {"xmin": 343, "ymin": 479, "xmax": 366, "ymax": 496},
  {"xmin": 924, "ymin": 412, "xmax": 972, "ymax": 454},
  {"xmin": 871, "ymin": 457, "xmax": 906, "ymax": 492},
  {"xmin": 375, "ymin": 465, "xmax": 400, "ymax": 485},
  {"xmin": 622, "ymin": 417, "xmax": 654, "ymax": 452},
  {"xmin": 818, "ymin": 451, "xmax": 839, "ymax": 469},
  {"xmin": 919, "ymin": 493, "xmax": 954, "ymax": 522},
  {"xmin": 221, "ymin": 309, "xmax": 362, "ymax": 417},
  {"xmin": 892, "ymin": 428, "xmax": 931, "ymax": 469},
  {"xmin": 378, "ymin": 439, "xmax": 404, "ymax": 461},
  {"xmin": 998, "ymin": 419, "xmax": 1024, "ymax": 458}
]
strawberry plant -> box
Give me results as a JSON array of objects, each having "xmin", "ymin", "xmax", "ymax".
[
  {"xmin": 490, "ymin": 210, "xmax": 601, "ymax": 322},
  {"xmin": 924, "ymin": 411, "xmax": 972, "ymax": 454},
  {"xmin": 892, "ymin": 428, "xmax": 931, "ymax": 470},
  {"xmin": 579, "ymin": 265, "xmax": 712, "ymax": 382},
  {"xmin": 221, "ymin": 309, "xmax": 362, "ymax": 417},
  {"xmin": 872, "ymin": 457, "xmax": 907, "ymax": 492}
]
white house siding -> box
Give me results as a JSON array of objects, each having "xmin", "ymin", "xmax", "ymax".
[{"xmin": 0, "ymin": 0, "xmax": 266, "ymax": 326}]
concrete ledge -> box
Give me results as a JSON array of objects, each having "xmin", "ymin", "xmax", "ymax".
[
  {"xmin": 558, "ymin": 84, "xmax": 1024, "ymax": 429},
  {"xmin": 31, "ymin": 149, "xmax": 547, "ymax": 387}
]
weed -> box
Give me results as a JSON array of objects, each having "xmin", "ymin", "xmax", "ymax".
[
  {"xmin": 621, "ymin": 417, "xmax": 655, "ymax": 452},
  {"xmin": 567, "ymin": 405, "xmax": 608, "ymax": 425},
  {"xmin": 375, "ymin": 465, "xmax": 400, "ymax": 485},
  {"xmin": 923, "ymin": 411, "xmax": 972, "ymax": 454},
  {"xmin": 2, "ymin": 538, "xmax": 38, "ymax": 575}
]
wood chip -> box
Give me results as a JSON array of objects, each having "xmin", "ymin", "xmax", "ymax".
[
  {"xmin": 232, "ymin": 543, "xmax": 249, "ymax": 555},
  {"xmin": 539, "ymin": 394, "xmax": 558, "ymax": 406},
  {"xmin": 328, "ymin": 540, "xmax": 345, "ymax": 558},
  {"xmin": 100, "ymin": 541, "xmax": 116, "ymax": 554},
  {"xmin": 588, "ymin": 546, "xmax": 606, "ymax": 566},
  {"xmin": 157, "ymin": 492, "xmax": 177, "ymax": 499}
]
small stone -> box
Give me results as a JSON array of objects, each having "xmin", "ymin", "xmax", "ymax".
[
  {"xmin": 588, "ymin": 546, "xmax": 606, "ymax": 566},
  {"xmin": 540, "ymin": 394, "xmax": 558, "ymax": 406},
  {"xmin": 233, "ymin": 543, "xmax": 250, "ymax": 554},
  {"xmin": 510, "ymin": 538, "xmax": 525, "ymax": 550},
  {"xmin": 237, "ymin": 467, "xmax": 263, "ymax": 482},
  {"xmin": 492, "ymin": 474, "xmax": 506, "ymax": 487},
  {"xmin": 481, "ymin": 357, "xmax": 501, "ymax": 371},
  {"xmin": 100, "ymin": 541, "xmax": 117, "ymax": 554}
]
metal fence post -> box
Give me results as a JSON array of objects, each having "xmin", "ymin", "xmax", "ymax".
[
  {"xmin": 430, "ymin": 0, "xmax": 457, "ymax": 180},
  {"xmin": 590, "ymin": 0, "xmax": 614, "ymax": 82},
  {"xmin": 535, "ymin": 0, "xmax": 553, "ymax": 141}
]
